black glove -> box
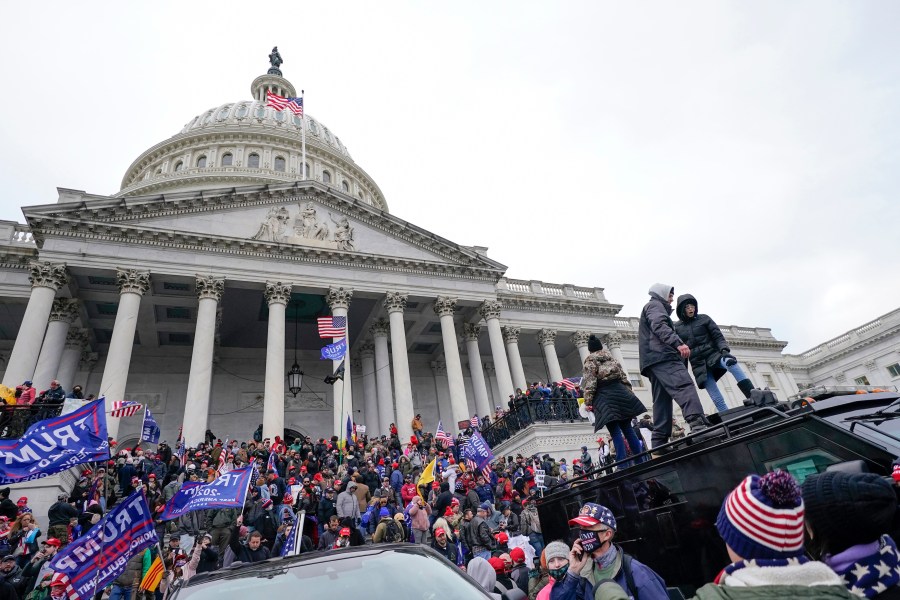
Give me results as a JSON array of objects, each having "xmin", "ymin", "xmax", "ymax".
[{"xmin": 722, "ymin": 353, "xmax": 737, "ymax": 367}]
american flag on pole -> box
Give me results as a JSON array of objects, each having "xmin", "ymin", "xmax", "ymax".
[
  {"xmin": 435, "ymin": 421, "xmax": 454, "ymax": 447},
  {"xmin": 110, "ymin": 400, "xmax": 142, "ymax": 418},
  {"xmin": 470, "ymin": 415, "xmax": 480, "ymax": 430},
  {"xmin": 175, "ymin": 438, "xmax": 186, "ymax": 467},
  {"xmin": 317, "ymin": 316, "xmax": 347, "ymax": 338},
  {"xmin": 267, "ymin": 449, "xmax": 278, "ymax": 473},
  {"xmin": 265, "ymin": 90, "xmax": 304, "ymax": 115},
  {"xmin": 560, "ymin": 377, "xmax": 582, "ymax": 391},
  {"xmin": 464, "ymin": 458, "xmax": 492, "ymax": 481}
]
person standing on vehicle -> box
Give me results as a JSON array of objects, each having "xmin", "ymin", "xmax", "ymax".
[
  {"xmin": 674, "ymin": 294, "xmax": 755, "ymax": 412},
  {"xmin": 551, "ymin": 502, "xmax": 668, "ymax": 600},
  {"xmin": 638, "ymin": 284, "xmax": 710, "ymax": 450}
]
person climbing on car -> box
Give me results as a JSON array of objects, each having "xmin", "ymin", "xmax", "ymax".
[
  {"xmin": 551, "ymin": 502, "xmax": 668, "ymax": 600},
  {"xmin": 638, "ymin": 284, "xmax": 711, "ymax": 452},
  {"xmin": 674, "ymin": 294, "xmax": 755, "ymax": 412}
]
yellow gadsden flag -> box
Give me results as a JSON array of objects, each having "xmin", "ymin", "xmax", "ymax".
[{"xmin": 417, "ymin": 458, "xmax": 437, "ymax": 499}]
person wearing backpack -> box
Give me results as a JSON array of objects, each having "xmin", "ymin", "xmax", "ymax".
[
  {"xmin": 550, "ymin": 502, "xmax": 668, "ymax": 600},
  {"xmin": 373, "ymin": 508, "xmax": 405, "ymax": 543}
]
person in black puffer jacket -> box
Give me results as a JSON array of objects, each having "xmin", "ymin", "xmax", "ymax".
[{"xmin": 674, "ymin": 294, "xmax": 755, "ymax": 412}]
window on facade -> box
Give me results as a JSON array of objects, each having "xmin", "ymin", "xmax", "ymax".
[
  {"xmin": 248, "ymin": 153, "xmax": 260, "ymax": 168},
  {"xmin": 341, "ymin": 180, "xmax": 350, "ymax": 192},
  {"xmin": 221, "ymin": 153, "xmax": 233, "ymax": 167},
  {"xmin": 196, "ymin": 156, "xmax": 207, "ymax": 168},
  {"xmin": 274, "ymin": 156, "xmax": 286, "ymax": 172},
  {"xmin": 628, "ymin": 373, "xmax": 644, "ymax": 388},
  {"xmin": 855, "ymin": 375, "xmax": 871, "ymax": 386},
  {"xmin": 888, "ymin": 363, "xmax": 900, "ymax": 378},
  {"xmin": 174, "ymin": 161, "xmax": 183, "ymax": 172},
  {"xmin": 322, "ymin": 170, "xmax": 331, "ymax": 184},
  {"xmin": 235, "ymin": 104, "xmax": 249, "ymax": 118},
  {"xmin": 302, "ymin": 163, "xmax": 310, "ymax": 178},
  {"xmin": 762, "ymin": 374, "xmax": 777, "ymax": 388}
]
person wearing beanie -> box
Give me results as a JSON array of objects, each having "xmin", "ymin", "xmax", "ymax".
[
  {"xmin": 535, "ymin": 541, "xmax": 572, "ymax": 600},
  {"xmin": 582, "ymin": 334, "xmax": 649, "ymax": 470},
  {"xmin": 372, "ymin": 506, "xmax": 404, "ymax": 543},
  {"xmin": 674, "ymin": 294, "xmax": 756, "ymax": 412},
  {"xmin": 802, "ymin": 471, "xmax": 900, "ymax": 598},
  {"xmin": 638, "ymin": 283, "xmax": 710, "ymax": 452},
  {"xmin": 553, "ymin": 502, "xmax": 667, "ymax": 600},
  {"xmin": 693, "ymin": 470, "xmax": 854, "ymax": 599}
]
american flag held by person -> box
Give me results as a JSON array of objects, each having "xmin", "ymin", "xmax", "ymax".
[
  {"xmin": 317, "ymin": 316, "xmax": 347, "ymax": 338},
  {"xmin": 435, "ymin": 421, "xmax": 454, "ymax": 447},
  {"xmin": 470, "ymin": 415, "xmax": 480, "ymax": 430},
  {"xmin": 110, "ymin": 400, "xmax": 142, "ymax": 418},
  {"xmin": 265, "ymin": 90, "xmax": 304, "ymax": 115},
  {"xmin": 560, "ymin": 377, "xmax": 581, "ymax": 391}
]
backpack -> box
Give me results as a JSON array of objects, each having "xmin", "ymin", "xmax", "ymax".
[{"xmin": 384, "ymin": 519, "xmax": 403, "ymax": 543}]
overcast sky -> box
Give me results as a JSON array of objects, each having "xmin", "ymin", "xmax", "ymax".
[{"xmin": 1, "ymin": 1, "xmax": 897, "ymax": 353}]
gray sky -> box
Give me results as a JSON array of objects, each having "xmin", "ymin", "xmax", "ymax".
[{"xmin": 1, "ymin": 1, "xmax": 897, "ymax": 352}]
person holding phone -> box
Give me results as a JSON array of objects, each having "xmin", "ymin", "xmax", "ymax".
[{"xmin": 550, "ymin": 502, "xmax": 668, "ymax": 600}]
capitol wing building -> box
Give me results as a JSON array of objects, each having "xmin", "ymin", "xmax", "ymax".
[{"xmin": 1, "ymin": 59, "xmax": 897, "ymax": 488}]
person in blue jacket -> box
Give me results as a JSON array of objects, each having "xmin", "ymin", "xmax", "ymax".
[{"xmin": 550, "ymin": 502, "xmax": 668, "ymax": 600}]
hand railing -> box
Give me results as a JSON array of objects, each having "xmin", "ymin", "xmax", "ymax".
[
  {"xmin": 0, "ymin": 404, "xmax": 64, "ymax": 439},
  {"xmin": 480, "ymin": 397, "xmax": 587, "ymax": 448}
]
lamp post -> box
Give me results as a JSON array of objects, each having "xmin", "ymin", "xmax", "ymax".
[{"xmin": 287, "ymin": 298, "xmax": 304, "ymax": 397}]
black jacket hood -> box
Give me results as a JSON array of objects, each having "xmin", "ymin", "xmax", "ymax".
[{"xmin": 676, "ymin": 294, "xmax": 698, "ymax": 321}]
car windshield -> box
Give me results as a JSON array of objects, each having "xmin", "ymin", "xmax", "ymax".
[{"xmin": 176, "ymin": 549, "xmax": 490, "ymax": 600}]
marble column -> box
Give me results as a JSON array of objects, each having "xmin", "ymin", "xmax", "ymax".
[
  {"xmin": 605, "ymin": 333, "xmax": 628, "ymax": 373},
  {"xmin": 386, "ymin": 292, "xmax": 415, "ymax": 442},
  {"xmin": 358, "ymin": 341, "xmax": 379, "ymax": 436},
  {"xmin": 263, "ymin": 281, "xmax": 291, "ymax": 442},
  {"xmin": 56, "ymin": 328, "xmax": 88, "ymax": 392},
  {"xmin": 327, "ymin": 287, "xmax": 353, "ymax": 436},
  {"xmin": 483, "ymin": 361, "xmax": 500, "ymax": 408},
  {"xmin": 502, "ymin": 326, "xmax": 527, "ymax": 391},
  {"xmin": 462, "ymin": 323, "xmax": 491, "ymax": 421},
  {"xmin": 571, "ymin": 330, "xmax": 591, "ymax": 364},
  {"xmin": 99, "ymin": 269, "xmax": 150, "ymax": 440},
  {"xmin": 2, "ymin": 262, "xmax": 68, "ymax": 388},
  {"xmin": 434, "ymin": 297, "xmax": 468, "ymax": 429},
  {"xmin": 371, "ymin": 319, "xmax": 395, "ymax": 437},
  {"xmin": 182, "ymin": 276, "xmax": 224, "ymax": 447},
  {"xmin": 538, "ymin": 329, "xmax": 564, "ymax": 383},
  {"xmin": 479, "ymin": 301, "xmax": 514, "ymax": 399},
  {"xmin": 430, "ymin": 361, "xmax": 449, "ymax": 424},
  {"xmin": 32, "ymin": 299, "xmax": 80, "ymax": 390}
]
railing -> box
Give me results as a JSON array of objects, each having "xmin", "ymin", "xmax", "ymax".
[
  {"xmin": 0, "ymin": 405, "xmax": 64, "ymax": 439},
  {"xmin": 480, "ymin": 397, "xmax": 588, "ymax": 448},
  {"xmin": 497, "ymin": 278, "xmax": 606, "ymax": 302}
]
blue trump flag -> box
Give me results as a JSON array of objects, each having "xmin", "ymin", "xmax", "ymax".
[
  {"xmin": 321, "ymin": 338, "xmax": 347, "ymax": 360},
  {"xmin": 0, "ymin": 399, "xmax": 108, "ymax": 485},
  {"xmin": 461, "ymin": 430, "xmax": 494, "ymax": 470},
  {"xmin": 140, "ymin": 407, "xmax": 160, "ymax": 444},
  {"xmin": 160, "ymin": 465, "xmax": 254, "ymax": 521},
  {"xmin": 49, "ymin": 490, "xmax": 157, "ymax": 600}
]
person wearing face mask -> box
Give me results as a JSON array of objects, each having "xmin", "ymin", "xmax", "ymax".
[{"xmin": 550, "ymin": 503, "xmax": 667, "ymax": 600}]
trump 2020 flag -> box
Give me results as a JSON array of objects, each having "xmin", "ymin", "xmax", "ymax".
[
  {"xmin": 320, "ymin": 338, "xmax": 347, "ymax": 360},
  {"xmin": 159, "ymin": 466, "xmax": 255, "ymax": 521},
  {"xmin": 0, "ymin": 398, "xmax": 108, "ymax": 484},
  {"xmin": 49, "ymin": 490, "xmax": 157, "ymax": 600},
  {"xmin": 461, "ymin": 430, "xmax": 494, "ymax": 471},
  {"xmin": 140, "ymin": 407, "xmax": 160, "ymax": 444}
]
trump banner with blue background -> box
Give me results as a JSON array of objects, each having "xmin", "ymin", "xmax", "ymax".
[
  {"xmin": 320, "ymin": 338, "xmax": 347, "ymax": 360},
  {"xmin": 140, "ymin": 407, "xmax": 160, "ymax": 444},
  {"xmin": 461, "ymin": 430, "xmax": 494, "ymax": 470},
  {"xmin": 0, "ymin": 398, "xmax": 108, "ymax": 484},
  {"xmin": 49, "ymin": 490, "xmax": 157, "ymax": 600},
  {"xmin": 160, "ymin": 465, "xmax": 254, "ymax": 520}
]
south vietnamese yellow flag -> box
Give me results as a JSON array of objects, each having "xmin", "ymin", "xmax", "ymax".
[{"xmin": 417, "ymin": 458, "xmax": 436, "ymax": 499}]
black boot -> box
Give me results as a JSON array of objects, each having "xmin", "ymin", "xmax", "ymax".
[
  {"xmin": 686, "ymin": 414, "xmax": 711, "ymax": 434},
  {"xmin": 737, "ymin": 378, "xmax": 755, "ymax": 399}
]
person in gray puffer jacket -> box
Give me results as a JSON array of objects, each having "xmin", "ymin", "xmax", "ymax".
[{"xmin": 638, "ymin": 283, "xmax": 709, "ymax": 451}]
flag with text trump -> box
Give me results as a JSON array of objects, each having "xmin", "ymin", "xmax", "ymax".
[
  {"xmin": 461, "ymin": 430, "xmax": 494, "ymax": 471},
  {"xmin": 49, "ymin": 490, "xmax": 157, "ymax": 600},
  {"xmin": 159, "ymin": 466, "xmax": 254, "ymax": 521}
]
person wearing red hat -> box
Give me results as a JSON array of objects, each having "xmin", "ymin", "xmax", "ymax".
[
  {"xmin": 509, "ymin": 547, "xmax": 529, "ymax": 592},
  {"xmin": 334, "ymin": 527, "xmax": 352, "ymax": 549},
  {"xmin": 431, "ymin": 527, "xmax": 459, "ymax": 563},
  {"xmin": 19, "ymin": 537, "xmax": 61, "ymax": 595}
]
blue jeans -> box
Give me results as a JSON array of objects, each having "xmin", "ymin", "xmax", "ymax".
[
  {"xmin": 476, "ymin": 550, "xmax": 491, "ymax": 560},
  {"xmin": 109, "ymin": 585, "xmax": 131, "ymax": 600},
  {"xmin": 607, "ymin": 419, "xmax": 648, "ymax": 469},
  {"xmin": 705, "ymin": 358, "xmax": 749, "ymax": 412}
]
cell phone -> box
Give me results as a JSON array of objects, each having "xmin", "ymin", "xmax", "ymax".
[{"xmin": 574, "ymin": 550, "xmax": 584, "ymax": 561}]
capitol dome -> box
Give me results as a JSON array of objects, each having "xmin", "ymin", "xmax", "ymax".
[{"xmin": 117, "ymin": 61, "xmax": 388, "ymax": 211}]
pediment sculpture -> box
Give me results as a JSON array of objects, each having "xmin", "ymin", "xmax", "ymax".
[{"xmin": 251, "ymin": 202, "xmax": 356, "ymax": 251}]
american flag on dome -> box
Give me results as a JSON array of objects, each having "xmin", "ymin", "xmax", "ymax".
[
  {"xmin": 435, "ymin": 421, "xmax": 454, "ymax": 447},
  {"xmin": 110, "ymin": 400, "xmax": 142, "ymax": 418},
  {"xmin": 265, "ymin": 90, "xmax": 304, "ymax": 115},
  {"xmin": 317, "ymin": 316, "xmax": 347, "ymax": 338},
  {"xmin": 470, "ymin": 415, "xmax": 479, "ymax": 429},
  {"xmin": 560, "ymin": 377, "xmax": 582, "ymax": 391}
]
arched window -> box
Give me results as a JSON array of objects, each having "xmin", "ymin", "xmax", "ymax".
[
  {"xmin": 248, "ymin": 153, "xmax": 260, "ymax": 168},
  {"xmin": 235, "ymin": 104, "xmax": 249, "ymax": 118},
  {"xmin": 174, "ymin": 161, "xmax": 183, "ymax": 172},
  {"xmin": 341, "ymin": 180, "xmax": 350, "ymax": 192},
  {"xmin": 274, "ymin": 156, "xmax": 286, "ymax": 172},
  {"xmin": 221, "ymin": 153, "xmax": 233, "ymax": 167},
  {"xmin": 196, "ymin": 156, "xmax": 207, "ymax": 168},
  {"xmin": 302, "ymin": 162, "xmax": 310, "ymax": 178},
  {"xmin": 322, "ymin": 170, "xmax": 331, "ymax": 184}
]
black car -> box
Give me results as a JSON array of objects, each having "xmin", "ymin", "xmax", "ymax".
[
  {"xmin": 537, "ymin": 391, "xmax": 900, "ymax": 597},
  {"xmin": 173, "ymin": 544, "xmax": 523, "ymax": 600}
]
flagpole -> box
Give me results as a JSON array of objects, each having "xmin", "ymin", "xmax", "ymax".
[{"xmin": 301, "ymin": 89, "xmax": 306, "ymax": 180}]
